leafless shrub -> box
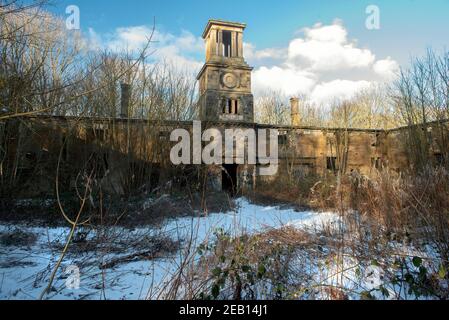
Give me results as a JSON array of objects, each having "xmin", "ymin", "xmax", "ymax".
[{"xmin": 348, "ymin": 167, "xmax": 449, "ymax": 274}]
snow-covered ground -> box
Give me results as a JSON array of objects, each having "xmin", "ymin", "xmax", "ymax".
[
  {"xmin": 0, "ymin": 198, "xmax": 342, "ymax": 300},
  {"xmin": 0, "ymin": 198, "xmax": 442, "ymax": 300}
]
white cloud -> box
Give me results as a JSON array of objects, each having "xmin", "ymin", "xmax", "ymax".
[
  {"xmin": 86, "ymin": 28, "xmax": 102, "ymax": 50},
  {"xmin": 247, "ymin": 20, "xmax": 399, "ymax": 106},
  {"xmin": 373, "ymin": 57, "xmax": 400, "ymax": 80},
  {"xmin": 287, "ymin": 38, "xmax": 375, "ymax": 71},
  {"xmin": 287, "ymin": 21, "xmax": 375, "ymax": 71},
  {"xmin": 87, "ymin": 25, "xmax": 203, "ymax": 75},
  {"xmin": 106, "ymin": 26, "xmax": 154, "ymax": 52},
  {"xmin": 244, "ymin": 42, "xmax": 287, "ymax": 65},
  {"xmin": 310, "ymin": 80, "xmax": 372, "ymax": 106},
  {"xmin": 172, "ymin": 30, "xmax": 204, "ymax": 53},
  {"xmin": 253, "ymin": 66, "xmax": 316, "ymax": 97},
  {"xmin": 303, "ymin": 22, "xmax": 348, "ymax": 44}
]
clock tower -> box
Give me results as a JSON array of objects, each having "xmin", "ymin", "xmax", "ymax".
[{"xmin": 197, "ymin": 20, "xmax": 254, "ymax": 123}]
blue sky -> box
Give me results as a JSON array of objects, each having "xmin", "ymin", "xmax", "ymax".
[
  {"xmin": 49, "ymin": 0, "xmax": 449, "ymax": 63},
  {"xmin": 45, "ymin": 0, "xmax": 449, "ymax": 103}
]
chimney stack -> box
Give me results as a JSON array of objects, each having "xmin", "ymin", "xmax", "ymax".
[
  {"xmin": 290, "ymin": 97, "xmax": 300, "ymax": 126},
  {"xmin": 120, "ymin": 83, "xmax": 131, "ymax": 118}
]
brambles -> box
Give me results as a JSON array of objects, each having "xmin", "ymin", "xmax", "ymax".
[{"xmin": 196, "ymin": 228, "xmax": 302, "ymax": 300}]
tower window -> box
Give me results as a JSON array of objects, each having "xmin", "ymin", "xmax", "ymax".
[
  {"xmin": 222, "ymin": 31, "xmax": 232, "ymax": 57},
  {"xmin": 235, "ymin": 33, "xmax": 239, "ymax": 57},
  {"xmin": 224, "ymin": 99, "xmax": 239, "ymax": 114},
  {"xmin": 216, "ymin": 30, "xmax": 219, "ymax": 54},
  {"xmin": 232, "ymin": 99, "xmax": 238, "ymax": 114}
]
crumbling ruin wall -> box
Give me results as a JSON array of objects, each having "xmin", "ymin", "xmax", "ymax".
[{"xmin": 2, "ymin": 116, "xmax": 447, "ymax": 198}]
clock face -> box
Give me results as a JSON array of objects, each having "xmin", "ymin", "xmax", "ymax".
[{"xmin": 222, "ymin": 72, "xmax": 238, "ymax": 89}]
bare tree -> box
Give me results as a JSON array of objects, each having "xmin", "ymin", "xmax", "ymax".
[
  {"xmin": 255, "ymin": 90, "xmax": 289, "ymax": 125},
  {"xmin": 324, "ymin": 85, "xmax": 395, "ymax": 130},
  {"xmin": 392, "ymin": 48, "xmax": 449, "ymax": 170}
]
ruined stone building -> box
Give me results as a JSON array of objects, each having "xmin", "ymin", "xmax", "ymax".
[{"xmin": 1, "ymin": 20, "xmax": 447, "ymax": 197}]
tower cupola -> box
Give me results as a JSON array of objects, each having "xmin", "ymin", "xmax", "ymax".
[{"xmin": 197, "ymin": 19, "xmax": 254, "ymax": 123}]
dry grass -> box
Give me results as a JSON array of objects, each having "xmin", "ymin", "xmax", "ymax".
[
  {"xmin": 348, "ymin": 167, "xmax": 449, "ymax": 271},
  {"xmin": 252, "ymin": 174, "xmax": 338, "ymax": 211},
  {"xmin": 0, "ymin": 228, "xmax": 38, "ymax": 247},
  {"xmin": 210, "ymin": 166, "xmax": 449, "ymax": 300}
]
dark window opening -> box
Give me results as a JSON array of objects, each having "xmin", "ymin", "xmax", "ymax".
[
  {"xmin": 222, "ymin": 31, "xmax": 232, "ymax": 57},
  {"xmin": 216, "ymin": 30, "xmax": 219, "ymax": 54},
  {"xmin": 103, "ymin": 153, "xmax": 109, "ymax": 171},
  {"xmin": 278, "ymin": 134, "xmax": 288, "ymax": 145},
  {"xmin": 371, "ymin": 157, "xmax": 381, "ymax": 169},
  {"xmin": 25, "ymin": 152, "xmax": 36, "ymax": 162},
  {"xmin": 327, "ymin": 157, "xmax": 337, "ymax": 172},
  {"xmin": 371, "ymin": 138, "xmax": 377, "ymax": 147},
  {"xmin": 62, "ymin": 135, "xmax": 69, "ymax": 161},
  {"xmin": 224, "ymin": 99, "xmax": 238, "ymax": 114},
  {"xmin": 372, "ymin": 133, "xmax": 381, "ymax": 147},
  {"xmin": 159, "ymin": 131, "xmax": 170, "ymax": 141},
  {"xmin": 223, "ymin": 99, "xmax": 230, "ymax": 114},
  {"xmin": 434, "ymin": 153, "xmax": 444, "ymax": 166},
  {"xmin": 94, "ymin": 128, "xmax": 106, "ymax": 143},
  {"xmin": 91, "ymin": 152, "xmax": 109, "ymax": 178},
  {"xmin": 222, "ymin": 164, "xmax": 238, "ymax": 196},
  {"xmin": 235, "ymin": 33, "xmax": 239, "ymax": 57}
]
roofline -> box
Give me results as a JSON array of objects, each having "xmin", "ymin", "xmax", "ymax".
[
  {"xmin": 202, "ymin": 19, "xmax": 247, "ymax": 39},
  {"xmin": 10, "ymin": 114, "xmax": 449, "ymax": 133},
  {"xmin": 388, "ymin": 118, "xmax": 449, "ymax": 132}
]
